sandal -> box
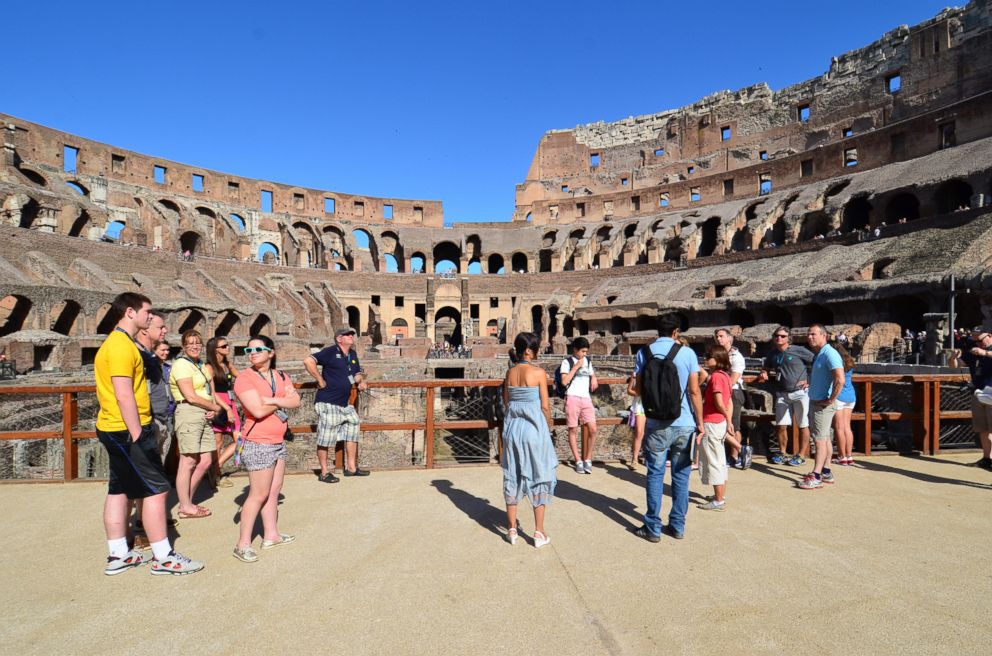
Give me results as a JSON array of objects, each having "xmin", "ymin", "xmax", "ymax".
[{"xmin": 178, "ymin": 507, "xmax": 211, "ymax": 519}]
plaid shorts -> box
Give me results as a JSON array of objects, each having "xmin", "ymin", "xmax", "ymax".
[{"xmin": 315, "ymin": 402, "xmax": 360, "ymax": 447}]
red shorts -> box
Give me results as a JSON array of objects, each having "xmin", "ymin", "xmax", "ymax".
[{"xmin": 565, "ymin": 396, "xmax": 597, "ymax": 428}]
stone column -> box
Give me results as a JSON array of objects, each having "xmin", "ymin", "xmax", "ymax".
[{"xmin": 33, "ymin": 206, "xmax": 59, "ymax": 233}]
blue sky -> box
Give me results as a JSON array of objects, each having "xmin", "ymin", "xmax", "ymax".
[{"xmin": 8, "ymin": 1, "xmax": 952, "ymax": 223}]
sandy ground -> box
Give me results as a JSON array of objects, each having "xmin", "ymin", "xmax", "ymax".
[{"xmin": 1, "ymin": 452, "xmax": 990, "ymax": 656}]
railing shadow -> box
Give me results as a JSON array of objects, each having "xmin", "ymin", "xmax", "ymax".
[
  {"xmin": 856, "ymin": 458, "xmax": 992, "ymax": 490},
  {"xmin": 430, "ymin": 479, "xmax": 505, "ymax": 538}
]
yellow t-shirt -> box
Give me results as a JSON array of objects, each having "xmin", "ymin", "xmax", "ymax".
[
  {"xmin": 94, "ymin": 329, "xmax": 152, "ymax": 432},
  {"xmin": 169, "ymin": 357, "xmax": 213, "ymax": 403}
]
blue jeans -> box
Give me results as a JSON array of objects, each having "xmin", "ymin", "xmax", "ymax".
[{"xmin": 643, "ymin": 423, "xmax": 695, "ymax": 536}]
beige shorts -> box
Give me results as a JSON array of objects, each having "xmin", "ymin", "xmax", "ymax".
[
  {"xmin": 174, "ymin": 404, "xmax": 215, "ymax": 454},
  {"xmin": 971, "ymin": 394, "xmax": 992, "ymax": 433},
  {"xmin": 699, "ymin": 421, "xmax": 728, "ymax": 486},
  {"xmin": 809, "ymin": 402, "xmax": 836, "ymax": 442}
]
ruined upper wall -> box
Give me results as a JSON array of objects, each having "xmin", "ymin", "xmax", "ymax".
[
  {"xmin": 515, "ymin": 1, "xmax": 992, "ymax": 223},
  {"xmin": 0, "ymin": 113, "xmax": 444, "ymax": 228}
]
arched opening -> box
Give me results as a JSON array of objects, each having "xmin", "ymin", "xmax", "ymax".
[
  {"xmin": 250, "ymin": 313, "xmax": 273, "ymax": 336},
  {"xmin": 435, "ymin": 259, "xmax": 458, "ymax": 274},
  {"xmin": 548, "ymin": 305, "xmax": 560, "ymax": 341},
  {"xmin": 800, "ymin": 304, "xmax": 834, "ymax": 326},
  {"xmin": 887, "ymin": 295, "xmax": 927, "ymax": 332},
  {"xmin": 511, "ymin": 252, "xmax": 528, "ymax": 273},
  {"xmin": 346, "ymin": 306, "xmax": 361, "ymax": 334},
  {"xmin": 104, "ymin": 220, "xmax": 126, "ymax": 240},
  {"xmin": 433, "ymin": 241, "xmax": 461, "ymax": 274},
  {"xmin": 434, "ymin": 306, "xmax": 462, "ymax": 346},
  {"xmin": 624, "ymin": 223, "xmax": 638, "ymax": 239},
  {"xmin": 178, "ymin": 310, "xmax": 205, "ymax": 334},
  {"xmin": 18, "ymin": 167, "xmax": 47, "ymax": 186},
  {"xmin": 0, "ymin": 295, "xmax": 33, "ymax": 336},
  {"xmin": 257, "ymin": 242, "xmax": 280, "ymax": 264},
  {"xmin": 576, "ymin": 319, "xmax": 589, "ymax": 335},
  {"xmin": 19, "ymin": 198, "xmax": 41, "ymax": 229},
  {"xmin": 487, "ymin": 253, "xmax": 505, "ymax": 274},
  {"xmin": 697, "ymin": 217, "xmax": 721, "ymax": 257},
  {"xmin": 353, "ymin": 229, "xmax": 372, "ymax": 250},
  {"xmin": 762, "ymin": 305, "xmax": 793, "ymax": 327},
  {"xmin": 95, "ymin": 304, "xmax": 118, "ymax": 334},
  {"xmin": 759, "ymin": 216, "xmax": 786, "ymax": 247},
  {"xmin": 884, "ymin": 192, "xmax": 920, "ymax": 223},
  {"xmin": 180, "ymin": 231, "xmax": 201, "ymax": 256},
  {"xmin": 841, "ymin": 195, "xmax": 872, "ymax": 232},
  {"xmin": 728, "ymin": 307, "xmax": 755, "ymax": 328},
  {"xmin": 229, "ymin": 214, "xmax": 246, "ymax": 232},
  {"xmin": 158, "ymin": 199, "xmax": 181, "ymax": 214},
  {"xmin": 824, "ymin": 179, "xmax": 851, "ymax": 199},
  {"xmin": 383, "ymin": 254, "xmax": 399, "ymax": 273},
  {"xmin": 664, "ymin": 237, "xmax": 682, "ymax": 263},
  {"xmin": 465, "ymin": 235, "xmax": 482, "ymax": 260},
  {"xmin": 799, "ymin": 212, "xmax": 832, "ymax": 241},
  {"xmin": 596, "ymin": 226, "xmax": 612, "ymax": 245},
  {"xmin": 51, "ymin": 300, "xmax": 82, "ymax": 336},
  {"xmin": 216, "ymin": 311, "xmax": 241, "ymax": 337},
  {"xmin": 611, "ymin": 316, "xmax": 631, "ymax": 335},
  {"xmin": 65, "ymin": 181, "xmax": 88, "ymax": 196},
  {"xmin": 467, "ymin": 259, "xmax": 483, "ymax": 275},
  {"xmin": 390, "ymin": 317, "xmax": 409, "ymax": 340},
  {"xmin": 538, "ymin": 250, "xmax": 552, "ymax": 272},
  {"xmin": 871, "ymin": 258, "xmax": 897, "ymax": 280},
  {"xmin": 542, "ymin": 231, "xmax": 557, "ymax": 248},
  {"xmin": 745, "ymin": 201, "xmax": 766, "ymax": 222},
  {"xmin": 933, "ymin": 179, "xmax": 973, "ymax": 214},
  {"xmin": 195, "ymin": 206, "xmax": 216, "ymax": 218},
  {"xmin": 68, "ymin": 211, "xmax": 92, "ymax": 238},
  {"xmin": 486, "ymin": 319, "xmax": 499, "ymax": 337},
  {"xmin": 563, "ymin": 316, "xmax": 575, "ymax": 338},
  {"xmin": 411, "ymin": 252, "xmax": 426, "ymax": 273},
  {"xmin": 729, "ymin": 224, "xmax": 749, "ymax": 252},
  {"xmin": 531, "ymin": 305, "xmax": 544, "ymax": 337}
]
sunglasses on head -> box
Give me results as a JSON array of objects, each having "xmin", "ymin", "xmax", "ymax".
[{"xmin": 244, "ymin": 346, "xmax": 273, "ymax": 354}]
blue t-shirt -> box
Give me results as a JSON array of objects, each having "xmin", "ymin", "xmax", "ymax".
[
  {"xmin": 837, "ymin": 369, "xmax": 856, "ymax": 403},
  {"xmin": 312, "ymin": 345, "xmax": 362, "ymax": 407},
  {"xmin": 634, "ymin": 338, "xmax": 700, "ymax": 428},
  {"xmin": 809, "ymin": 344, "xmax": 844, "ymax": 401}
]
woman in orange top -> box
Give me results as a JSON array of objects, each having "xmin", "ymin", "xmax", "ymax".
[{"xmin": 231, "ymin": 335, "xmax": 300, "ymax": 563}]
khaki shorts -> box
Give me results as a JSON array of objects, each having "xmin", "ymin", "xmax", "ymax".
[
  {"xmin": 699, "ymin": 421, "xmax": 728, "ymax": 486},
  {"xmin": 174, "ymin": 404, "xmax": 215, "ymax": 454},
  {"xmin": 809, "ymin": 402, "xmax": 836, "ymax": 442},
  {"xmin": 971, "ymin": 394, "xmax": 992, "ymax": 433}
]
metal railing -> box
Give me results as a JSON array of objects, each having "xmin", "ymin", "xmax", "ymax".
[{"xmin": 0, "ymin": 373, "xmax": 973, "ymax": 482}]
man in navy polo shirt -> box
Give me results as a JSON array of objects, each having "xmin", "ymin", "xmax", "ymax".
[{"xmin": 304, "ymin": 328, "xmax": 369, "ymax": 482}]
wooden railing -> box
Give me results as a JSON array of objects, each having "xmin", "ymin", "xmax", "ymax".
[{"xmin": 0, "ymin": 373, "xmax": 972, "ymax": 481}]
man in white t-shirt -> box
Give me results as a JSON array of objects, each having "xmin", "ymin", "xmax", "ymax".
[
  {"xmin": 561, "ymin": 337, "xmax": 599, "ymax": 474},
  {"xmin": 715, "ymin": 328, "xmax": 751, "ymax": 470}
]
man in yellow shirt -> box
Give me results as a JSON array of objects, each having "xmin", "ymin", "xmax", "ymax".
[{"xmin": 95, "ymin": 292, "xmax": 204, "ymax": 576}]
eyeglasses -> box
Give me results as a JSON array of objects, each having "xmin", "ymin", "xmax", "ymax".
[
  {"xmin": 244, "ymin": 346, "xmax": 273, "ymax": 354},
  {"xmin": 773, "ymin": 334, "xmax": 789, "ymax": 339},
  {"xmin": 184, "ymin": 342, "xmax": 202, "ymax": 348},
  {"xmin": 217, "ymin": 344, "xmax": 229, "ymax": 349}
]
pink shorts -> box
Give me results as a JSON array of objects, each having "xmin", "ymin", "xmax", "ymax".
[{"xmin": 565, "ymin": 396, "xmax": 597, "ymax": 428}]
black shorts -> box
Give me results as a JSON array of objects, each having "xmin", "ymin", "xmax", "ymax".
[{"xmin": 97, "ymin": 424, "xmax": 171, "ymax": 498}]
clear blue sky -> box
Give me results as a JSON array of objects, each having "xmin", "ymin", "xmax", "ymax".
[{"xmin": 8, "ymin": 0, "xmax": 952, "ymax": 223}]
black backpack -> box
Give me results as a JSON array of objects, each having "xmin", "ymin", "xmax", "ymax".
[
  {"xmin": 639, "ymin": 343, "xmax": 686, "ymax": 421},
  {"xmin": 554, "ymin": 356, "xmax": 577, "ymax": 399}
]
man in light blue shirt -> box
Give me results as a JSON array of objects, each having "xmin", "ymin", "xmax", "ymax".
[
  {"xmin": 799, "ymin": 324, "xmax": 845, "ymax": 490},
  {"xmin": 632, "ymin": 315, "xmax": 704, "ymax": 540}
]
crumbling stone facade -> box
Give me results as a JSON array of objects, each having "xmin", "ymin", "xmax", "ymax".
[{"xmin": 2, "ymin": 2, "xmax": 992, "ymax": 372}]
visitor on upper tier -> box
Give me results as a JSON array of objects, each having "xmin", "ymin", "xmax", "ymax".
[
  {"xmin": 500, "ymin": 332, "xmax": 557, "ymax": 548},
  {"xmin": 758, "ymin": 327, "xmax": 814, "ymax": 466}
]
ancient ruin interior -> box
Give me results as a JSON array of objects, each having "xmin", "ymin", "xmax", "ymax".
[{"xmin": 2, "ymin": 2, "xmax": 992, "ymax": 373}]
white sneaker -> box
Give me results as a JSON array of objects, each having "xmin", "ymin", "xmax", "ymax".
[
  {"xmin": 533, "ymin": 531, "xmax": 551, "ymax": 549},
  {"xmin": 583, "ymin": 460, "xmax": 593, "ymax": 474},
  {"xmin": 574, "ymin": 461, "xmax": 584, "ymax": 473}
]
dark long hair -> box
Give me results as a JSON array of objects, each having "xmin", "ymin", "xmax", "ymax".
[
  {"xmin": 249, "ymin": 334, "xmax": 277, "ymax": 369},
  {"xmin": 206, "ymin": 337, "xmax": 230, "ymax": 385},
  {"xmin": 834, "ymin": 343, "xmax": 856, "ymax": 372},
  {"xmin": 508, "ymin": 332, "xmax": 540, "ymax": 364}
]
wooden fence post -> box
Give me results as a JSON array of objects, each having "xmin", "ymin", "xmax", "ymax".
[
  {"xmin": 425, "ymin": 387, "xmax": 435, "ymax": 469},
  {"xmin": 862, "ymin": 381, "xmax": 873, "ymax": 456},
  {"xmin": 62, "ymin": 392, "xmax": 79, "ymax": 482}
]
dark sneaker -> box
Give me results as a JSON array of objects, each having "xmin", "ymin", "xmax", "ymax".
[
  {"xmin": 318, "ymin": 472, "xmax": 340, "ymax": 484},
  {"xmin": 662, "ymin": 525, "xmax": 685, "ymax": 540},
  {"xmin": 634, "ymin": 525, "xmax": 661, "ymax": 543},
  {"xmin": 104, "ymin": 550, "xmax": 145, "ymax": 576},
  {"xmin": 150, "ymin": 550, "xmax": 204, "ymax": 576},
  {"xmin": 976, "ymin": 457, "xmax": 992, "ymax": 470},
  {"xmin": 742, "ymin": 445, "xmax": 753, "ymax": 470},
  {"xmin": 343, "ymin": 468, "xmax": 370, "ymax": 477}
]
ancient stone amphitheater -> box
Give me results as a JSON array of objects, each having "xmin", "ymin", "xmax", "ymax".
[{"xmin": 2, "ymin": 2, "xmax": 992, "ymax": 372}]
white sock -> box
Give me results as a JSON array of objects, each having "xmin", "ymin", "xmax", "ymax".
[
  {"xmin": 108, "ymin": 537, "xmax": 129, "ymax": 558},
  {"xmin": 150, "ymin": 539, "xmax": 172, "ymax": 561}
]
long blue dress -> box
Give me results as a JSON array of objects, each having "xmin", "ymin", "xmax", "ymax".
[{"xmin": 502, "ymin": 386, "xmax": 558, "ymax": 506}]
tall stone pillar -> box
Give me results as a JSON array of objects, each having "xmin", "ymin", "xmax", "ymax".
[{"xmin": 33, "ymin": 206, "xmax": 60, "ymax": 233}]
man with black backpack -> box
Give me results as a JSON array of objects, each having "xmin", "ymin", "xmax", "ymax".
[
  {"xmin": 558, "ymin": 337, "xmax": 599, "ymax": 474},
  {"xmin": 632, "ymin": 316, "xmax": 703, "ymax": 542}
]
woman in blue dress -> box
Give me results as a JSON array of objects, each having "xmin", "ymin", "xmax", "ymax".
[{"xmin": 502, "ymin": 332, "xmax": 557, "ymax": 548}]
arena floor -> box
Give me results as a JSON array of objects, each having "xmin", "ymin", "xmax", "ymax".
[{"xmin": 1, "ymin": 452, "xmax": 990, "ymax": 655}]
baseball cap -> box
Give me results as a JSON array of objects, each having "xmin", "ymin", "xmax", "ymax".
[{"xmin": 335, "ymin": 328, "xmax": 357, "ymax": 337}]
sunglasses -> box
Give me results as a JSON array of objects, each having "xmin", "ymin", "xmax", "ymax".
[
  {"xmin": 244, "ymin": 346, "xmax": 273, "ymax": 354},
  {"xmin": 773, "ymin": 334, "xmax": 789, "ymax": 339},
  {"xmin": 217, "ymin": 343, "xmax": 229, "ymax": 349}
]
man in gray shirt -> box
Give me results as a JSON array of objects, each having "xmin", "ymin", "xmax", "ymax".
[{"xmin": 758, "ymin": 326, "xmax": 815, "ymax": 466}]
